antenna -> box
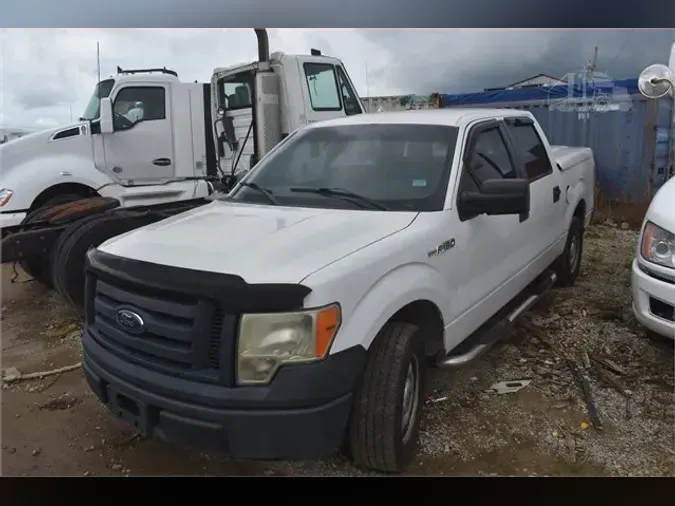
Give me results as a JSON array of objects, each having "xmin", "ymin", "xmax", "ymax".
[
  {"xmin": 96, "ymin": 41, "xmax": 101, "ymax": 111},
  {"xmin": 586, "ymin": 46, "xmax": 598, "ymax": 77}
]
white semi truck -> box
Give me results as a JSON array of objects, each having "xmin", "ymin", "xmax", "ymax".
[{"xmin": 0, "ymin": 29, "xmax": 365, "ymax": 312}]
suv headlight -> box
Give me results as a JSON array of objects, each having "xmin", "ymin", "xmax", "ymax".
[
  {"xmin": 641, "ymin": 221, "xmax": 674, "ymax": 269},
  {"xmin": 0, "ymin": 189, "xmax": 13, "ymax": 207},
  {"xmin": 236, "ymin": 304, "xmax": 341, "ymax": 385}
]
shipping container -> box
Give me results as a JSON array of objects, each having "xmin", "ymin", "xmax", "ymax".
[{"xmin": 439, "ymin": 78, "xmax": 674, "ymax": 204}]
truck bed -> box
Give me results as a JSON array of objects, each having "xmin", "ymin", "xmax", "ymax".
[{"xmin": 550, "ymin": 145, "xmax": 594, "ymax": 171}]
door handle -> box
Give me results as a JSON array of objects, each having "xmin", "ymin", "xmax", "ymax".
[
  {"xmin": 152, "ymin": 158, "xmax": 171, "ymax": 166},
  {"xmin": 553, "ymin": 186, "xmax": 561, "ymax": 202}
]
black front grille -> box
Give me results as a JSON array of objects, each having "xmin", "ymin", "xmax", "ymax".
[
  {"xmin": 650, "ymin": 297, "xmax": 675, "ymax": 323},
  {"xmin": 88, "ymin": 274, "xmax": 234, "ymax": 384}
]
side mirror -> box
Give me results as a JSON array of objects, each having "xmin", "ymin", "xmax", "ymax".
[
  {"xmin": 458, "ymin": 178, "xmax": 530, "ymax": 218},
  {"xmin": 638, "ymin": 64, "xmax": 674, "ymax": 99},
  {"xmin": 99, "ymin": 98, "xmax": 114, "ymax": 134}
]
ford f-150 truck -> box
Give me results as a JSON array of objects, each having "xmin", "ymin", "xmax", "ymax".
[
  {"xmin": 81, "ymin": 108, "xmax": 595, "ymax": 472},
  {"xmin": 631, "ymin": 44, "xmax": 675, "ymax": 341}
]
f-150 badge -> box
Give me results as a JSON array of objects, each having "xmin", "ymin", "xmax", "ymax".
[{"xmin": 428, "ymin": 238, "xmax": 455, "ymax": 258}]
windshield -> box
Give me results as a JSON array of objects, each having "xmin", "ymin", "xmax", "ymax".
[
  {"xmin": 80, "ymin": 78, "xmax": 115, "ymax": 121},
  {"xmin": 227, "ymin": 123, "xmax": 459, "ymax": 212}
]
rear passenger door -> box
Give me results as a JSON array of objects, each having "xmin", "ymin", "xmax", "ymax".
[{"xmin": 503, "ymin": 117, "xmax": 562, "ymax": 264}]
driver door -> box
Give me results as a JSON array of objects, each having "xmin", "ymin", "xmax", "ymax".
[{"xmin": 102, "ymin": 84, "xmax": 175, "ymax": 184}]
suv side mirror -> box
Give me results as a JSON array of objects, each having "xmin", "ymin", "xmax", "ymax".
[
  {"xmin": 458, "ymin": 178, "xmax": 530, "ymax": 218},
  {"xmin": 99, "ymin": 98, "xmax": 114, "ymax": 134}
]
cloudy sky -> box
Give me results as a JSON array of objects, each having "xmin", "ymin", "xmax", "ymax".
[{"xmin": 1, "ymin": 28, "xmax": 673, "ymax": 130}]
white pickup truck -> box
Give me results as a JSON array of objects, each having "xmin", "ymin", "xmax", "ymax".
[
  {"xmin": 82, "ymin": 108, "xmax": 595, "ymax": 472},
  {"xmin": 631, "ymin": 43, "xmax": 675, "ymax": 341}
]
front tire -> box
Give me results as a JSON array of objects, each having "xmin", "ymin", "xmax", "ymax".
[
  {"xmin": 348, "ymin": 321, "xmax": 426, "ymax": 473},
  {"xmin": 553, "ymin": 215, "xmax": 584, "ymax": 287}
]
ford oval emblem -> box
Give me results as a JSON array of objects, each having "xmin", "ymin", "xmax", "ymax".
[{"xmin": 116, "ymin": 309, "xmax": 145, "ymax": 334}]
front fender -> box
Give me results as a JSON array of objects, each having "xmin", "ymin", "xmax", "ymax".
[
  {"xmin": 1, "ymin": 155, "xmax": 114, "ymax": 211},
  {"xmin": 309, "ymin": 262, "xmax": 450, "ymax": 355}
]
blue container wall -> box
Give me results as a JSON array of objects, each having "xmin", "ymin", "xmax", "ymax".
[
  {"xmin": 654, "ymin": 98, "xmax": 674, "ymax": 193},
  {"xmin": 441, "ymin": 85, "xmax": 674, "ymax": 204}
]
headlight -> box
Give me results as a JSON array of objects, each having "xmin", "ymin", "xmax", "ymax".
[
  {"xmin": 236, "ymin": 304, "xmax": 341, "ymax": 385},
  {"xmin": 0, "ymin": 189, "xmax": 13, "ymax": 207},
  {"xmin": 641, "ymin": 221, "xmax": 674, "ymax": 269}
]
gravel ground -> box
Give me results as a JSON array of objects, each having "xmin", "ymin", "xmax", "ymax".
[{"xmin": 1, "ymin": 222, "xmax": 673, "ymax": 476}]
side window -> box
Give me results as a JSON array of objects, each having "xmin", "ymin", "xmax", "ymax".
[
  {"xmin": 336, "ymin": 66, "xmax": 362, "ymax": 116},
  {"xmin": 459, "ymin": 126, "xmax": 515, "ymax": 193},
  {"xmin": 113, "ymin": 86, "xmax": 166, "ymax": 130},
  {"xmin": 219, "ymin": 75, "xmax": 252, "ymax": 110},
  {"xmin": 304, "ymin": 63, "xmax": 341, "ymax": 111},
  {"xmin": 508, "ymin": 122, "xmax": 553, "ymax": 181}
]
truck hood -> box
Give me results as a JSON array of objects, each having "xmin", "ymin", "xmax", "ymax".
[
  {"xmin": 647, "ymin": 176, "xmax": 675, "ymax": 233},
  {"xmin": 98, "ymin": 201, "xmax": 418, "ymax": 284},
  {"xmin": 0, "ymin": 122, "xmax": 89, "ymax": 176}
]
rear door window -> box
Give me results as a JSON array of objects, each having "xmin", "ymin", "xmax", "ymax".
[{"xmin": 507, "ymin": 121, "xmax": 553, "ymax": 182}]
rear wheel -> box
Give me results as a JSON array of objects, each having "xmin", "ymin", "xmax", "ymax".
[
  {"xmin": 347, "ymin": 321, "xmax": 426, "ymax": 473},
  {"xmin": 18, "ymin": 194, "xmax": 85, "ymax": 286},
  {"xmin": 51, "ymin": 213, "xmax": 160, "ymax": 315},
  {"xmin": 553, "ymin": 215, "xmax": 584, "ymax": 287}
]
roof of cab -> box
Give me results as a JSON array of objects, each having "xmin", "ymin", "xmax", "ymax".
[{"xmin": 305, "ymin": 108, "xmax": 533, "ymax": 129}]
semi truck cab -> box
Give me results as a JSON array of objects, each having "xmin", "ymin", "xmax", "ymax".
[{"xmin": 0, "ymin": 29, "xmax": 364, "ymax": 232}]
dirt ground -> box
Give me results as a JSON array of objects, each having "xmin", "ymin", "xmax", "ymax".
[{"xmin": 1, "ymin": 222, "xmax": 674, "ymax": 476}]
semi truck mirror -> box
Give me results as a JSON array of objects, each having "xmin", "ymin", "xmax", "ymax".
[{"xmin": 99, "ymin": 98, "xmax": 114, "ymax": 134}]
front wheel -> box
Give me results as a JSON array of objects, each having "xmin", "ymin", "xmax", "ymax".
[
  {"xmin": 347, "ymin": 321, "xmax": 426, "ymax": 473},
  {"xmin": 553, "ymin": 215, "xmax": 584, "ymax": 287}
]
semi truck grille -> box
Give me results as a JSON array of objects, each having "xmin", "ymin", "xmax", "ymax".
[{"xmin": 88, "ymin": 274, "xmax": 233, "ymax": 383}]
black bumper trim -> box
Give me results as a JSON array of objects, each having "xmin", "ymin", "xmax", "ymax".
[
  {"xmin": 84, "ymin": 358, "xmax": 353, "ymax": 459},
  {"xmin": 83, "ymin": 334, "xmax": 367, "ymax": 460},
  {"xmin": 84, "ymin": 331, "xmax": 366, "ymax": 409}
]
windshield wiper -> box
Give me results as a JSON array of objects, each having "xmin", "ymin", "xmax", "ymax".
[
  {"xmin": 237, "ymin": 182, "xmax": 279, "ymax": 205},
  {"xmin": 289, "ymin": 187, "xmax": 388, "ymax": 210}
]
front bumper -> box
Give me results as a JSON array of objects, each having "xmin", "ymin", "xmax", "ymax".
[
  {"xmin": 83, "ymin": 330, "xmax": 366, "ymax": 460},
  {"xmin": 631, "ymin": 259, "xmax": 675, "ymax": 340}
]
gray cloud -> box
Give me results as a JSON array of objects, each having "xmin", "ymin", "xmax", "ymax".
[
  {"xmin": 1, "ymin": 29, "xmax": 672, "ymax": 130},
  {"xmin": 362, "ymin": 29, "xmax": 674, "ymax": 94}
]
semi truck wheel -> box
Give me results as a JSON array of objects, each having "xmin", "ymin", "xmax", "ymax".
[
  {"xmin": 17, "ymin": 194, "xmax": 89, "ymax": 286},
  {"xmin": 553, "ymin": 215, "xmax": 584, "ymax": 287},
  {"xmin": 51, "ymin": 213, "xmax": 160, "ymax": 316},
  {"xmin": 347, "ymin": 321, "xmax": 426, "ymax": 473},
  {"xmin": 17, "ymin": 196, "xmax": 78, "ymax": 285}
]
